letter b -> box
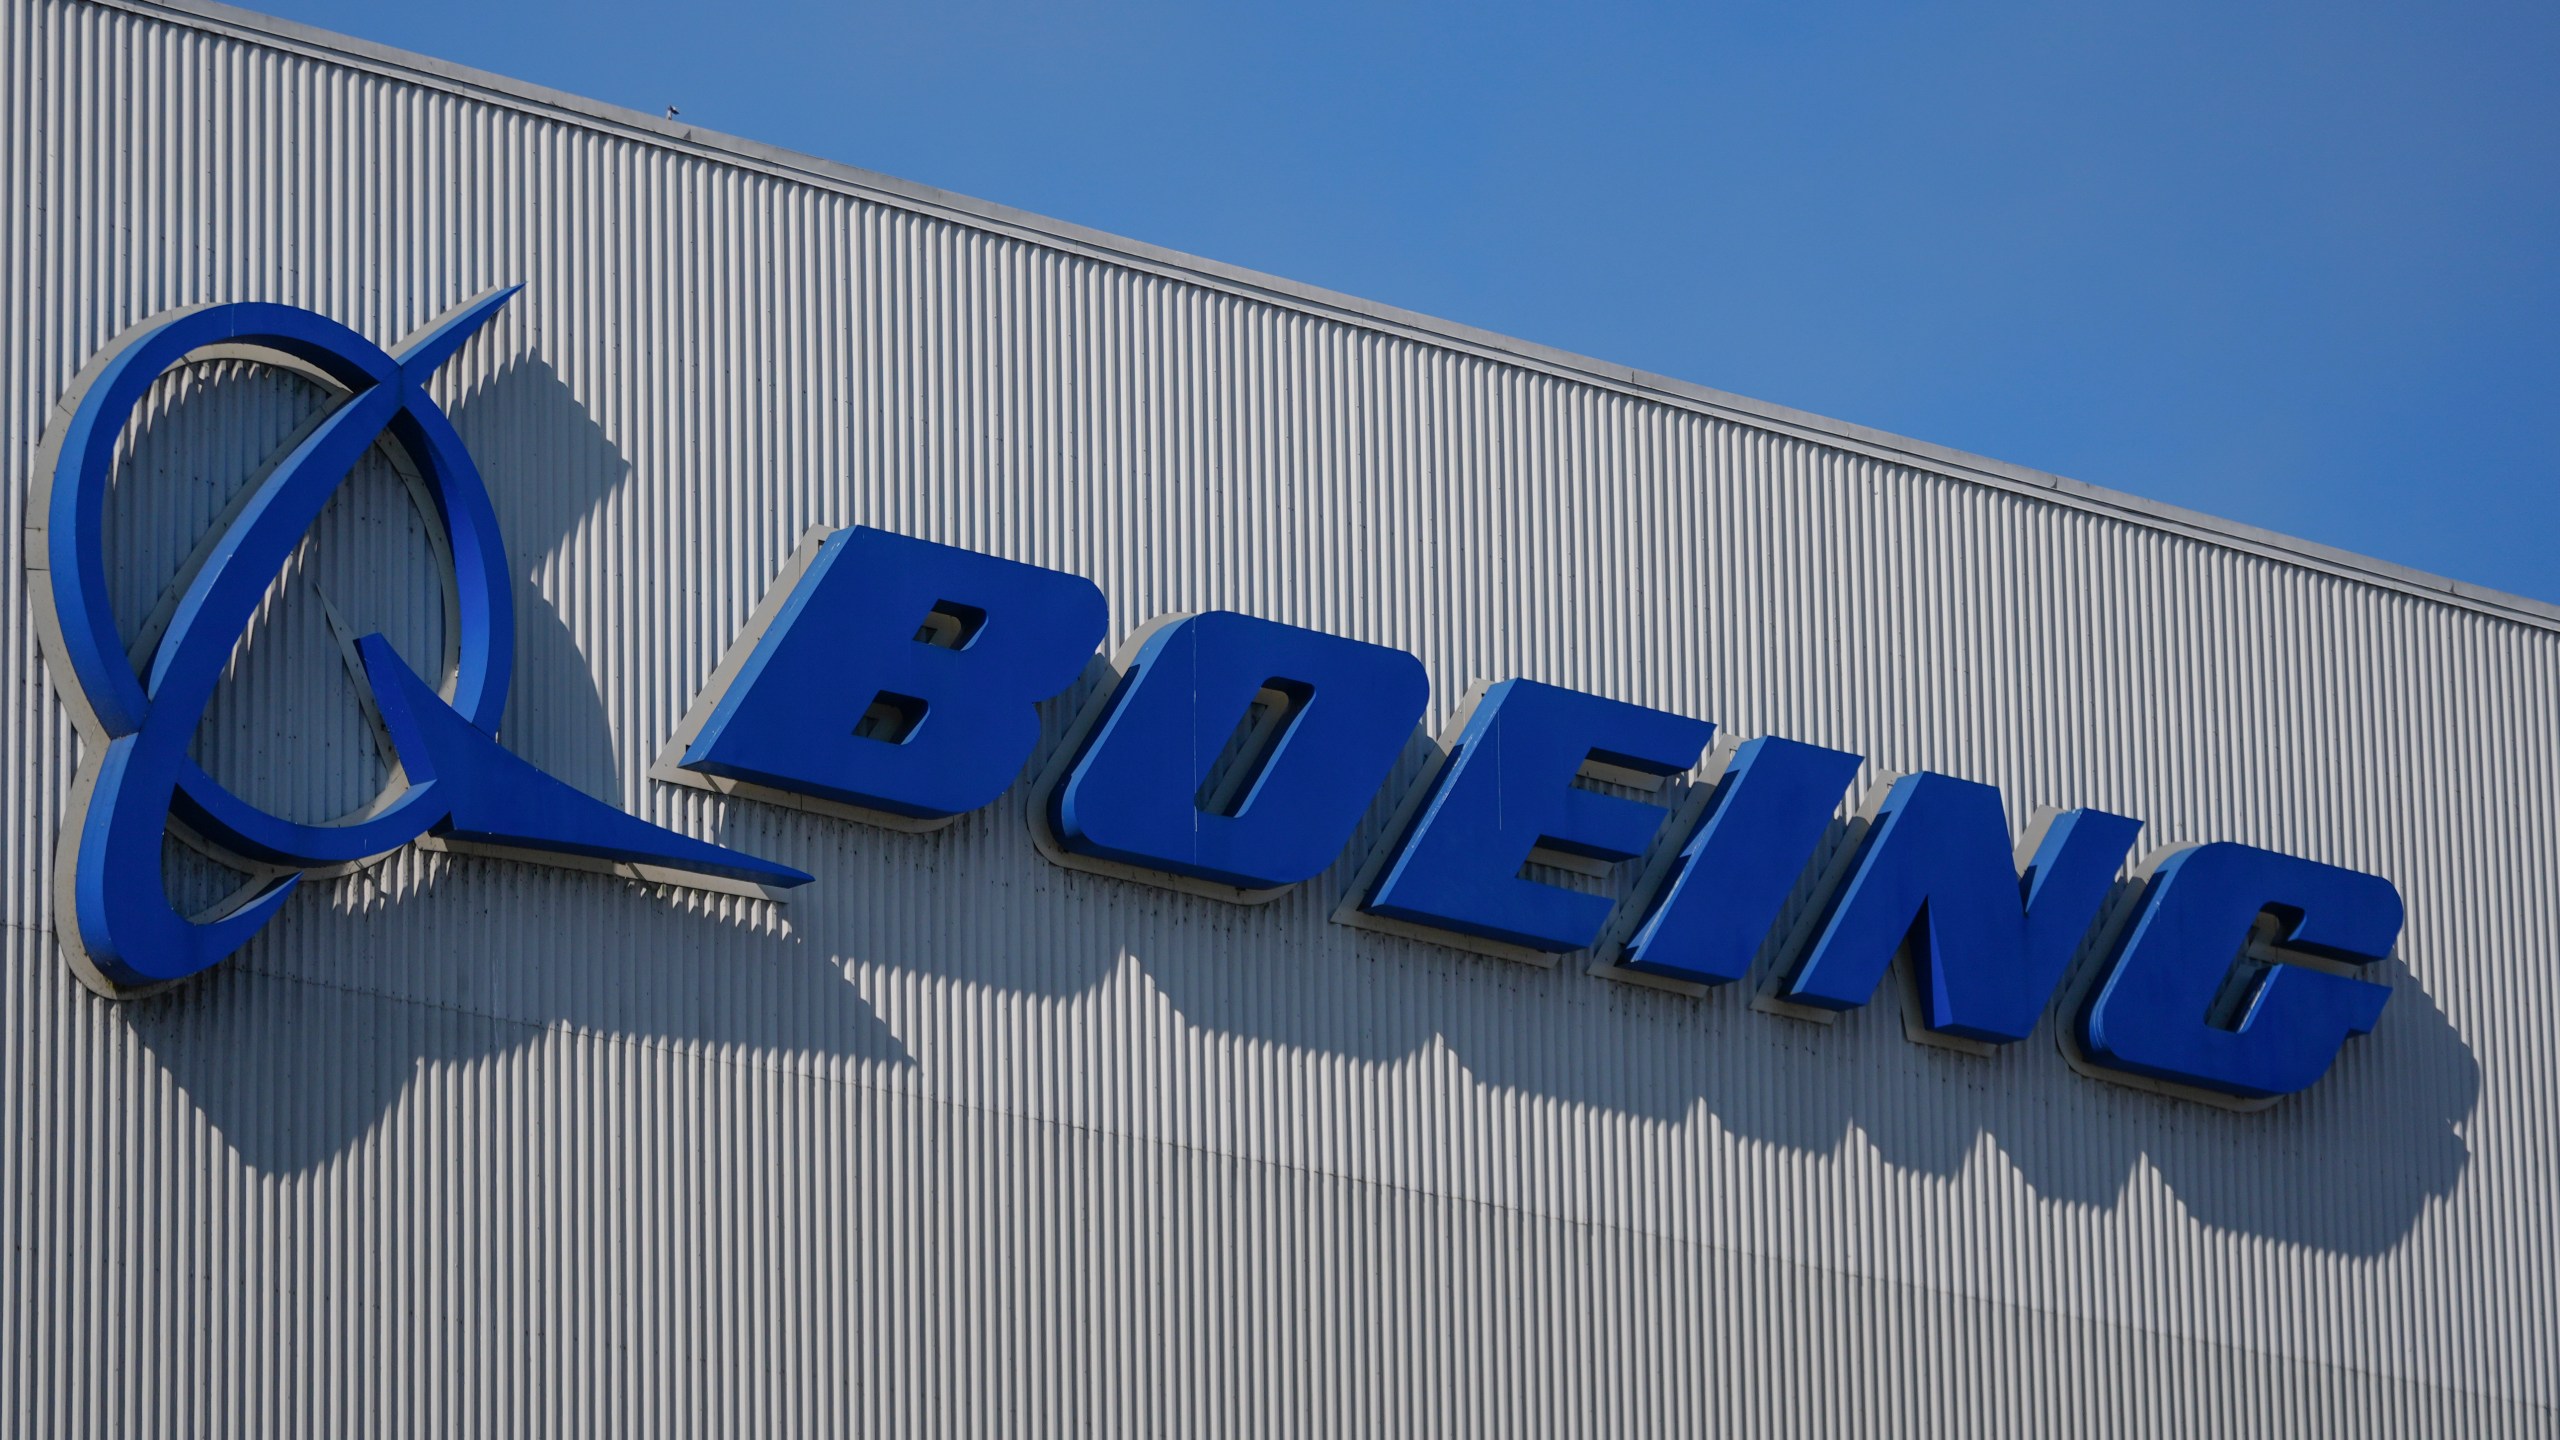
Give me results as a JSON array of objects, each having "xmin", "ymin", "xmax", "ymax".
[{"xmin": 681, "ymin": 526, "xmax": 1108, "ymax": 820}]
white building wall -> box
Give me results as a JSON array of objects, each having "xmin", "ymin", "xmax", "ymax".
[{"xmin": 3, "ymin": 0, "xmax": 2555, "ymax": 1431}]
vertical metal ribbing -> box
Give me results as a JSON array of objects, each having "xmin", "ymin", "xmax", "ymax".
[{"xmin": 0, "ymin": 0, "xmax": 2555, "ymax": 1433}]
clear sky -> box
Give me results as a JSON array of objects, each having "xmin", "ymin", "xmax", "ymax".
[{"xmin": 254, "ymin": 0, "xmax": 2560, "ymax": 602}]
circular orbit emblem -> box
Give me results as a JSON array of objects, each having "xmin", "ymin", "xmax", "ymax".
[{"xmin": 28, "ymin": 290, "xmax": 808, "ymax": 997}]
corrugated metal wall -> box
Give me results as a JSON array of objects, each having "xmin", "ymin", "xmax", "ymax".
[{"xmin": 4, "ymin": 0, "xmax": 2555, "ymax": 1431}]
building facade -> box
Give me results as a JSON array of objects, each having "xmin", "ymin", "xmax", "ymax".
[{"xmin": 3, "ymin": 0, "xmax": 2555, "ymax": 1431}]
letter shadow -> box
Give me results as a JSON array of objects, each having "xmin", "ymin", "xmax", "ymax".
[{"xmin": 751, "ymin": 706, "xmax": 2478, "ymax": 1260}]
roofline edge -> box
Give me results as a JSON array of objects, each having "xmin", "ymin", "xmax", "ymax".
[{"xmin": 85, "ymin": 0, "xmax": 2560, "ymax": 633}]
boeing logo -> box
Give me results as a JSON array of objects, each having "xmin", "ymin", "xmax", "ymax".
[
  {"xmin": 30, "ymin": 291, "xmax": 2403, "ymax": 1108},
  {"xmin": 27, "ymin": 291, "xmax": 809, "ymax": 997}
]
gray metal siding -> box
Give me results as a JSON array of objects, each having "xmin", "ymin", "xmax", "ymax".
[{"xmin": 3, "ymin": 0, "xmax": 2554, "ymax": 1431}]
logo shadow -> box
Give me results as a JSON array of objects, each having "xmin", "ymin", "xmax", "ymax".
[
  {"xmin": 730, "ymin": 695, "xmax": 2479, "ymax": 1262},
  {"xmin": 107, "ymin": 349, "xmax": 909, "ymax": 1175}
]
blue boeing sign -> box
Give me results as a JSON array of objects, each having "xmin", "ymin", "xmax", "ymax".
[
  {"xmin": 30, "ymin": 291, "xmax": 2403, "ymax": 1106},
  {"xmin": 669, "ymin": 528, "xmax": 2402, "ymax": 1105}
]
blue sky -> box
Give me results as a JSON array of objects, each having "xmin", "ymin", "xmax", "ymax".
[{"xmin": 261, "ymin": 0, "xmax": 2560, "ymax": 601}]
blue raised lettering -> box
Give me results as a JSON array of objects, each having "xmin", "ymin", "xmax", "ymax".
[
  {"xmin": 1362, "ymin": 680, "xmax": 1713, "ymax": 953},
  {"xmin": 1620, "ymin": 735, "xmax": 1863, "ymax": 986},
  {"xmin": 1779, "ymin": 774, "xmax": 2141, "ymax": 1043},
  {"xmin": 1049, "ymin": 611, "xmax": 1429, "ymax": 890},
  {"xmin": 2077, "ymin": 842, "xmax": 2399, "ymax": 1099},
  {"xmin": 681, "ymin": 526, "xmax": 1107, "ymax": 820}
]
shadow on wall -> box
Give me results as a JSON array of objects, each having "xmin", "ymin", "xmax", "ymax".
[
  {"xmin": 120, "ymin": 881, "xmax": 915, "ymax": 1176},
  {"xmin": 1132, "ymin": 902, "xmax": 2479, "ymax": 1260},
  {"xmin": 108, "ymin": 352, "xmax": 913, "ymax": 1174},
  {"xmin": 697, "ymin": 664, "xmax": 2479, "ymax": 1261},
  {"xmin": 749, "ymin": 733, "xmax": 2480, "ymax": 1261},
  {"xmin": 98, "ymin": 353, "xmax": 2476, "ymax": 1260},
  {"xmin": 467, "ymin": 352, "xmax": 637, "ymax": 808}
]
